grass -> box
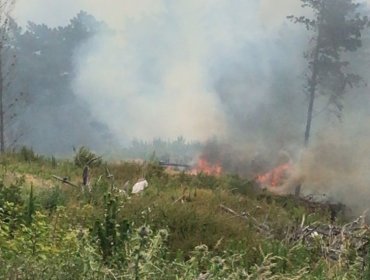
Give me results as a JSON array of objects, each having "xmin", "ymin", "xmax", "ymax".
[{"xmin": 0, "ymin": 150, "xmax": 367, "ymax": 279}]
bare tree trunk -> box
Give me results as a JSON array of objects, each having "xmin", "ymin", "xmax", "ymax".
[
  {"xmin": 0, "ymin": 1, "xmax": 17, "ymax": 154},
  {"xmin": 296, "ymin": 44, "xmax": 320, "ymax": 198},
  {"xmin": 0, "ymin": 41, "xmax": 4, "ymax": 153},
  {"xmin": 82, "ymin": 165, "xmax": 89, "ymax": 186},
  {"xmin": 304, "ymin": 42, "xmax": 320, "ymax": 147},
  {"xmin": 304, "ymin": 1, "xmax": 324, "ymax": 147},
  {"xmin": 296, "ymin": 11, "xmax": 323, "ymax": 197}
]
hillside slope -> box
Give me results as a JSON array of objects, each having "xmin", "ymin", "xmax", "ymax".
[{"xmin": 0, "ymin": 150, "xmax": 368, "ymax": 279}]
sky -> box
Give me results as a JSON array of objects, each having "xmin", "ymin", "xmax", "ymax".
[{"xmin": 14, "ymin": 0, "xmax": 302, "ymax": 29}]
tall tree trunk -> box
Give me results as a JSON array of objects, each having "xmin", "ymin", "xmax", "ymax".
[
  {"xmin": 296, "ymin": 41, "xmax": 320, "ymax": 197},
  {"xmin": 296, "ymin": 12, "xmax": 323, "ymax": 197},
  {"xmin": 0, "ymin": 1, "xmax": 16, "ymax": 154},
  {"xmin": 304, "ymin": 40, "xmax": 320, "ymax": 147},
  {"xmin": 0, "ymin": 41, "xmax": 4, "ymax": 153},
  {"xmin": 304, "ymin": 1, "xmax": 324, "ymax": 147}
]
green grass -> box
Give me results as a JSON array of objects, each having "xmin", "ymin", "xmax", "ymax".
[{"xmin": 0, "ymin": 151, "xmax": 367, "ymax": 279}]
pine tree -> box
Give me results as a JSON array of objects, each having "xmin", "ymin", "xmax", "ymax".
[{"xmin": 289, "ymin": 0, "xmax": 369, "ymax": 146}]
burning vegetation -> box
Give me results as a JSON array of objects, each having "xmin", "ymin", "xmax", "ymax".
[
  {"xmin": 159, "ymin": 155, "xmax": 223, "ymax": 176},
  {"xmin": 256, "ymin": 162, "xmax": 293, "ymax": 188},
  {"xmin": 190, "ymin": 156, "xmax": 223, "ymax": 176}
]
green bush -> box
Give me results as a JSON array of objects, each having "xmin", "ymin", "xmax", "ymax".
[
  {"xmin": 74, "ymin": 146, "xmax": 102, "ymax": 168},
  {"xmin": 19, "ymin": 146, "xmax": 40, "ymax": 162},
  {"xmin": 37, "ymin": 186, "xmax": 67, "ymax": 213}
]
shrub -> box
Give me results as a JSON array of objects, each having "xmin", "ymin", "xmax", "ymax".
[
  {"xmin": 19, "ymin": 146, "xmax": 39, "ymax": 162},
  {"xmin": 74, "ymin": 146, "xmax": 102, "ymax": 168},
  {"xmin": 37, "ymin": 186, "xmax": 67, "ymax": 213}
]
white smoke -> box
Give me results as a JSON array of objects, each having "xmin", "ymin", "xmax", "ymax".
[
  {"xmin": 68, "ymin": 0, "xmax": 303, "ymax": 142},
  {"xmin": 12, "ymin": 0, "xmax": 308, "ymax": 142}
]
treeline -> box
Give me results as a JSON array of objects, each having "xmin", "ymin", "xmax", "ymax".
[
  {"xmin": 120, "ymin": 136, "xmax": 203, "ymax": 163},
  {"xmin": 4, "ymin": 11, "xmax": 114, "ymax": 154}
]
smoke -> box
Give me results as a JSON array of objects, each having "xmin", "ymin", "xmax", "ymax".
[
  {"xmin": 280, "ymin": 119, "xmax": 370, "ymax": 216},
  {"xmin": 72, "ymin": 1, "xmax": 258, "ymax": 142},
  {"xmin": 13, "ymin": 1, "xmax": 370, "ymax": 215},
  {"xmin": 14, "ymin": 0, "xmax": 308, "ymax": 144}
]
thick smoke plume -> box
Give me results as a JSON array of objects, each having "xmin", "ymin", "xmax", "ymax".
[{"xmin": 27, "ymin": 0, "xmax": 301, "ymax": 144}]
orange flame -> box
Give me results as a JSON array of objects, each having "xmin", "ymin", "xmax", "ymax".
[
  {"xmin": 191, "ymin": 157, "xmax": 222, "ymax": 176},
  {"xmin": 256, "ymin": 163, "xmax": 292, "ymax": 187}
]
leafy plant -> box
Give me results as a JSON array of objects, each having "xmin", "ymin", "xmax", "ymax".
[
  {"xmin": 19, "ymin": 146, "xmax": 39, "ymax": 162},
  {"xmin": 74, "ymin": 146, "xmax": 102, "ymax": 168},
  {"xmin": 38, "ymin": 186, "xmax": 67, "ymax": 213},
  {"xmin": 25, "ymin": 184, "xmax": 35, "ymax": 225},
  {"xmin": 92, "ymin": 192, "xmax": 129, "ymax": 263}
]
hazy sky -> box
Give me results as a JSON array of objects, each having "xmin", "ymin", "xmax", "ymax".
[{"xmin": 14, "ymin": 0, "xmax": 303, "ymax": 28}]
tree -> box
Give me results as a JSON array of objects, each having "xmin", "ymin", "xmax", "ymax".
[
  {"xmin": 289, "ymin": 0, "xmax": 368, "ymax": 146},
  {"xmin": 11, "ymin": 12, "xmax": 114, "ymax": 154},
  {"xmin": 0, "ymin": 0, "xmax": 16, "ymax": 152}
]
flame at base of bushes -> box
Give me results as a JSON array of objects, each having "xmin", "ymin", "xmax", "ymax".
[
  {"xmin": 190, "ymin": 156, "xmax": 222, "ymax": 176},
  {"xmin": 256, "ymin": 163, "xmax": 292, "ymax": 187}
]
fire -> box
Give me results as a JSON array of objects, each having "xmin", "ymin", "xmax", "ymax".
[
  {"xmin": 256, "ymin": 163, "xmax": 292, "ymax": 187},
  {"xmin": 191, "ymin": 157, "xmax": 222, "ymax": 176}
]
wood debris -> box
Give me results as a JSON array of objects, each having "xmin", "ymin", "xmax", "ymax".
[
  {"xmin": 289, "ymin": 213, "xmax": 370, "ymax": 261},
  {"xmin": 51, "ymin": 175, "xmax": 80, "ymax": 188},
  {"xmin": 219, "ymin": 204, "xmax": 270, "ymax": 233}
]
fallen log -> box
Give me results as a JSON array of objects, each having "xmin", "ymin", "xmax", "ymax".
[
  {"xmin": 172, "ymin": 195, "xmax": 186, "ymax": 205},
  {"xmin": 172, "ymin": 187, "xmax": 191, "ymax": 204},
  {"xmin": 219, "ymin": 204, "xmax": 270, "ymax": 232},
  {"xmin": 52, "ymin": 175, "xmax": 80, "ymax": 188}
]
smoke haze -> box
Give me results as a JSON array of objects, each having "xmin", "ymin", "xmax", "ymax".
[{"xmin": 11, "ymin": 1, "xmax": 370, "ymax": 215}]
